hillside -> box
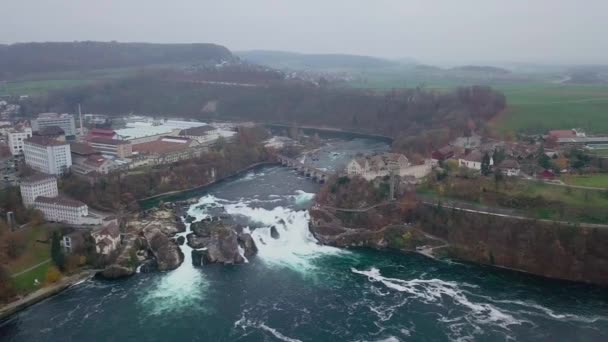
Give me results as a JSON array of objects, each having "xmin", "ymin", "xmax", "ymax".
[
  {"xmin": 237, "ymin": 50, "xmax": 406, "ymax": 69},
  {"xmin": 0, "ymin": 42, "xmax": 233, "ymax": 79}
]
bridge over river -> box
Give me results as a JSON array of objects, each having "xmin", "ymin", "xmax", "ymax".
[{"xmin": 277, "ymin": 155, "xmax": 331, "ymax": 183}]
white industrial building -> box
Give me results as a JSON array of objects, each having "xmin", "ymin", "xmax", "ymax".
[
  {"xmin": 31, "ymin": 113, "xmax": 77, "ymax": 136},
  {"xmin": 8, "ymin": 127, "xmax": 33, "ymax": 156},
  {"xmin": 23, "ymin": 136, "xmax": 72, "ymax": 175},
  {"xmin": 20, "ymin": 174, "xmax": 58, "ymax": 207},
  {"xmin": 34, "ymin": 196, "xmax": 102, "ymax": 225}
]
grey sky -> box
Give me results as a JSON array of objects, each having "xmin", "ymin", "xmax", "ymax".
[{"xmin": 2, "ymin": 0, "xmax": 607, "ymax": 65}]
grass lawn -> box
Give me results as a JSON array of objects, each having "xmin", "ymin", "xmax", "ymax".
[
  {"xmin": 562, "ymin": 174, "xmax": 608, "ymax": 188},
  {"xmin": 497, "ymin": 179, "xmax": 608, "ymax": 208},
  {"xmin": 11, "ymin": 262, "xmax": 51, "ymax": 294},
  {"xmin": 6, "ymin": 225, "xmax": 52, "ymax": 274},
  {"xmin": 492, "ymin": 84, "xmax": 608, "ymax": 135}
]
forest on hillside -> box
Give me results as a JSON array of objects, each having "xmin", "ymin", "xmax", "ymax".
[
  {"xmin": 24, "ymin": 68, "xmax": 505, "ymax": 153},
  {"xmin": 0, "ymin": 42, "xmax": 233, "ymax": 78}
]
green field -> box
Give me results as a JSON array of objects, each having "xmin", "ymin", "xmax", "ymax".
[
  {"xmin": 494, "ymin": 84, "xmax": 608, "ymax": 134},
  {"xmin": 6, "ymin": 225, "xmax": 53, "ymax": 293},
  {"xmin": 562, "ymin": 174, "xmax": 608, "ymax": 188},
  {"xmin": 12, "ymin": 262, "xmax": 51, "ymax": 293},
  {"xmin": 0, "ymin": 79, "xmax": 93, "ymax": 96},
  {"xmin": 0, "ymin": 65, "xmax": 157, "ymax": 96}
]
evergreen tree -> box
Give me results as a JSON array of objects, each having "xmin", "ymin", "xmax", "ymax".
[
  {"xmin": 51, "ymin": 231, "xmax": 65, "ymax": 271},
  {"xmin": 481, "ymin": 152, "xmax": 491, "ymax": 176},
  {"xmin": 492, "ymin": 147, "xmax": 506, "ymax": 166}
]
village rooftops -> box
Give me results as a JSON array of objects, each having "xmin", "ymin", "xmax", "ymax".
[
  {"xmin": 461, "ymin": 150, "xmax": 485, "ymax": 162},
  {"xmin": 548, "ymin": 130, "xmax": 577, "ymax": 139},
  {"xmin": 497, "ymin": 159, "xmax": 520, "ymax": 169},
  {"xmin": 89, "ymin": 137, "xmax": 130, "ymax": 145},
  {"xmin": 179, "ymin": 125, "xmax": 216, "ymax": 136},
  {"xmin": 34, "ymin": 195, "xmax": 86, "ymax": 208},
  {"xmin": 26, "ymin": 135, "xmax": 67, "ymax": 147},
  {"xmin": 21, "ymin": 173, "xmax": 56, "ymax": 185}
]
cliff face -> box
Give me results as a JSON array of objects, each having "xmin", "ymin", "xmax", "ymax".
[
  {"xmin": 309, "ymin": 204, "xmax": 444, "ymax": 252},
  {"xmin": 310, "ymin": 199, "xmax": 608, "ymax": 286},
  {"xmin": 416, "ymin": 205, "xmax": 608, "ymax": 286}
]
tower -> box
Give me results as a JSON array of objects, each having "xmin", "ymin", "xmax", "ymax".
[{"xmin": 78, "ymin": 104, "xmax": 84, "ymax": 137}]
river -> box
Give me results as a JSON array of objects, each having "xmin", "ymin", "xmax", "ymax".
[{"xmin": 1, "ymin": 139, "xmax": 608, "ymax": 341}]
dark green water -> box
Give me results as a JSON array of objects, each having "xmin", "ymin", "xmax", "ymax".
[{"xmin": 2, "ymin": 139, "xmax": 608, "ymax": 341}]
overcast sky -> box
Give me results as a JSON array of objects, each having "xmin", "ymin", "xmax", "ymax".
[{"xmin": 2, "ymin": 0, "xmax": 607, "ymax": 65}]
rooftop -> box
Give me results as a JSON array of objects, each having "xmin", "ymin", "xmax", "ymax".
[
  {"xmin": 179, "ymin": 125, "xmax": 216, "ymax": 136},
  {"xmin": 35, "ymin": 195, "xmax": 86, "ymax": 208},
  {"xmin": 498, "ymin": 159, "xmax": 520, "ymax": 169},
  {"xmin": 132, "ymin": 139, "xmax": 191, "ymax": 155},
  {"xmin": 70, "ymin": 142, "xmax": 99, "ymax": 156},
  {"xmin": 115, "ymin": 119, "xmax": 206, "ymax": 140},
  {"xmin": 25, "ymin": 136, "xmax": 68, "ymax": 147},
  {"xmin": 21, "ymin": 173, "xmax": 56, "ymax": 185},
  {"xmin": 89, "ymin": 137, "xmax": 130, "ymax": 145},
  {"xmin": 35, "ymin": 126, "xmax": 65, "ymax": 137}
]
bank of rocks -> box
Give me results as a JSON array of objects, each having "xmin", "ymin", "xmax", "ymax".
[
  {"xmin": 98, "ymin": 203, "xmax": 188, "ymax": 279},
  {"xmin": 309, "ymin": 205, "xmax": 443, "ymax": 253},
  {"xmin": 188, "ymin": 216, "xmax": 258, "ymax": 265}
]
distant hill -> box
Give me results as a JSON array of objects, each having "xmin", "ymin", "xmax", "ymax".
[
  {"xmin": 450, "ymin": 65, "xmax": 511, "ymax": 75},
  {"xmin": 0, "ymin": 41, "xmax": 233, "ymax": 78},
  {"xmin": 237, "ymin": 50, "xmax": 405, "ymax": 70}
]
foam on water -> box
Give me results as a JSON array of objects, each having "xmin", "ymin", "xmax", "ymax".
[
  {"xmin": 139, "ymin": 201, "xmax": 213, "ymax": 315},
  {"xmin": 235, "ymin": 314, "xmax": 302, "ymax": 342},
  {"xmin": 187, "ymin": 194, "xmax": 342, "ymax": 272},
  {"xmin": 293, "ymin": 190, "xmax": 315, "ymax": 205},
  {"xmin": 352, "ymin": 267, "xmax": 526, "ymax": 340}
]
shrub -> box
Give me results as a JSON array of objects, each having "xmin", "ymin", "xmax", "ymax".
[{"xmin": 45, "ymin": 266, "xmax": 62, "ymax": 284}]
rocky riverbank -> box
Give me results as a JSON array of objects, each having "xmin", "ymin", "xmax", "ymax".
[{"xmin": 309, "ymin": 204, "xmax": 445, "ymax": 254}]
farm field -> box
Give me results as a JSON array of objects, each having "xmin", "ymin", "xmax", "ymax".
[
  {"xmin": 494, "ymin": 83, "xmax": 608, "ymax": 134},
  {"xmin": 0, "ymin": 65, "xmax": 164, "ymax": 96},
  {"xmin": 562, "ymin": 173, "xmax": 608, "ymax": 188}
]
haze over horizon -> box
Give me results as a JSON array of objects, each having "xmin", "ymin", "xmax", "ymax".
[{"xmin": 2, "ymin": 0, "xmax": 607, "ymax": 66}]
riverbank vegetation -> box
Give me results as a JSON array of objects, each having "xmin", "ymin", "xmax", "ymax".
[{"xmin": 421, "ymin": 174, "xmax": 608, "ymax": 224}]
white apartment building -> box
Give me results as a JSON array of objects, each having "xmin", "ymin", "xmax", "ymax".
[
  {"xmin": 8, "ymin": 127, "xmax": 33, "ymax": 156},
  {"xmin": 34, "ymin": 196, "xmax": 102, "ymax": 225},
  {"xmin": 19, "ymin": 174, "xmax": 58, "ymax": 207},
  {"xmin": 23, "ymin": 136, "xmax": 72, "ymax": 175},
  {"xmin": 31, "ymin": 113, "xmax": 77, "ymax": 136}
]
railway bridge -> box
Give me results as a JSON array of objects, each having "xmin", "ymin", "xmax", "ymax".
[{"xmin": 277, "ymin": 155, "xmax": 331, "ymax": 183}]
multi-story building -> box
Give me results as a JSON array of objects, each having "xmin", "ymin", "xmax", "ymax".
[
  {"xmin": 31, "ymin": 113, "xmax": 77, "ymax": 137},
  {"xmin": 23, "ymin": 136, "xmax": 72, "ymax": 175},
  {"xmin": 8, "ymin": 127, "xmax": 33, "ymax": 156},
  {"xmin": 89, "ymin": 138, "xmax": 132, "ymax": 158},
  {"xmin": 179, "ymin": 125, "xmax": 220, "ymax": 145},
  {"xmin": 19, "ymin": 173, "xmax": 58, "ymax": 207},
  {"xmin": 34, "ymin": 196, "xmax": 101, "ymax": 225}
]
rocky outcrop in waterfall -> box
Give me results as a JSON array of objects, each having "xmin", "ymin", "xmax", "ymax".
[{"xmin": 188, "ymin": 217, "xmax": 258, "ymax": 265}]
